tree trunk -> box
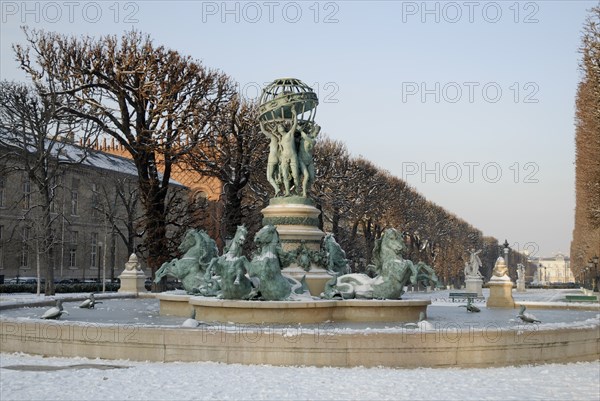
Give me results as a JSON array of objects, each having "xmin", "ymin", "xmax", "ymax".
[
  {"xmin": 223, "ymin": 185, "xmax": 243, "ymax": 241},
  {"xmin": 36, "ymin": 240, "xmax": 41, "ymax": 296},
  {"xmin": 331, "ymin": 206, "xmax": 340, "ymax": 237}
]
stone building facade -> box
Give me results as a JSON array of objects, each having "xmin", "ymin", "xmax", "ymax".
[
  {"xmin": 0, "ymin": 137, "xmax": 186, "ymax": 282},
  {"xmin": 534, "ymin": 253, "xmax": 575, "ymax": 284},
  {"xmin": 86, "ymin": 137, "xmax": 225, "ymax": 243}
]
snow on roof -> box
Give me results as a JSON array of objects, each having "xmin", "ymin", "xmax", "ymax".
[{"xmin": 0, "ymin": 129, "xmax": 185, "ymax": 187}]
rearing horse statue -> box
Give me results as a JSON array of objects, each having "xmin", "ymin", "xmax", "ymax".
[
  {"xmin": 322, "ymin": 228, "xmax": 436, "ymax": 299},
  {"xmin": 154, "ymin": 229, "xmax": 218, "ymax": 294},
  {"xmin": 247, "ymin": 225, "xmax": 301, "ymax": 300},
  {"xmin": 204, "ymin": 225, "xmax": 254, "ymax": 299}
]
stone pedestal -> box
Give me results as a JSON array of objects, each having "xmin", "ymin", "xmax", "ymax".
[
  {"xmin": 486, "ymin": 276, "xmax": 515, "ymax": 308},
  {"xmin": 118, "ymin": 254, "xmax": 148, "ymax": 294},
  {"xmin": 516, "ymin": 278, "xmax": 526, "ymax": 292},
  {"xmin": 261, "ymin": 196, "xmax": 324, "ymax": 251},
  {"xmin": 261, "ymin": 196, "xmax": 329, "ymax": 296},
  {"xmin": 465, "ymin": 276, "xmax": 483, "ymax": 297}
]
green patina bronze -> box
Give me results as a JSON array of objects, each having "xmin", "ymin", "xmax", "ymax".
[
  {"xmin": 202, "ymin": 226, "xmax": 254, "ymax": 300},
  {"xmin": 247, "ymin": 225, "xmax": 303, "ymax": 300},
  {"xmin": 258, "ymin": 79, "xmax": 320, "ymax": 198},
  {"xmin": 321, "ymin": 228, "xmax": 438, "ymax": 300},
  {"xmin": 154, "ymin": 229, "xmax": 219, "ymax": 294},
  {"xmin": 262, "ymin": 216, "xmax": 320, "ymax": 227},
  {"xmin": 268, "ymin": 196, "xmax": 315, "ymax": 206},
  {"xmin": 323, "ymin": 234, "xmax": 350, "ymax": 276}
]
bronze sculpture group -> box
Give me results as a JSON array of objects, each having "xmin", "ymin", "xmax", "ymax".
[
  {"xmin": 154, "ymin": 78, "xmax": 439, "ymax": 301},
  {"xmin": 156, "ymin": 225, "xmax": 438, "ymax": 301}
]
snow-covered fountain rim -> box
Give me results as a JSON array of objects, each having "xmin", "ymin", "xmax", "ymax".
[{"xmin": 1, "ymin": 294, "xmax": 599, "ymax": 368}]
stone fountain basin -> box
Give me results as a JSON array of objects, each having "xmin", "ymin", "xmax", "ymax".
[
  {"xmin": 1, "ymin": 296, "xmax": 598, "ymax": 368},
  {"xmin": 158, "ymin": 293, "xmax": 431, "ymax": 324}
]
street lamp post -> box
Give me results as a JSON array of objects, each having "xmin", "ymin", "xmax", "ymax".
[
  {"xmin": 588, "ymin": 255, "xmax": 599, "ymax": 292},
  {"xmin": 502, "ymin": 239, "xmax": 510, "ymax": 278},
  {"xmin": 96, "ymin": 241, "xmax": 102, "ymax": 282}
]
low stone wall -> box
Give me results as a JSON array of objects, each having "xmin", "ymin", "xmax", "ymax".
[
  {"xmin": 158, "ymin": 295, "xmax": 431, "ymax": 324},
  {"xmin": 0, "ymin": 318, "xmax": 598, "ymax": 368}
]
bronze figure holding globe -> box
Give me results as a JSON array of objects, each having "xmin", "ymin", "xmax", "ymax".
[
  {"xmin": 258, "ymin": 78, "xmax": 331, "ymax": 294},
  {"xmin": 258, "ymin": 78, "xmax": 320, "ymax": 198}
]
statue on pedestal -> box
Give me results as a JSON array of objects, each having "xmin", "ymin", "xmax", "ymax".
[
  {"xmin": 517, "ymin": 263, "xmax": 525, "ymax": 281},
  {"xmin": 464, "ymin": 248, "xmax": 483, "ymax": 277}
]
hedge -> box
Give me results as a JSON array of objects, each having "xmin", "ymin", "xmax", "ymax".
[
  {"xmin": 0, "ymin": 281, "xmax": 181, "ymax": 294},
  {"xmin": 0, "ymin": 283, "xmax": 122, "ymax": 294}
]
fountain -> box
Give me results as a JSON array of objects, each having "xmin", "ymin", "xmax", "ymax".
[
  {"xmin": 155, "ymin": 78, "xmax": 436, "ymax": 324},
  {"xmin": 3, "ymin": 78, "xmax": 596, "ymax": 368}
]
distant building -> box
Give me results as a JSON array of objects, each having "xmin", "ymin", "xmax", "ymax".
[
  {"xmin": 533, "ymin": 253, "xmax": 574, "ymax": 284},
  {"xmin": 0, "ymin": 132, "xmax": 187, "ymax": 282}
]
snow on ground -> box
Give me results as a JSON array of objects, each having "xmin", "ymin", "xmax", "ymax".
[
  {"xmin": 1, "ymin": 289, "xmax": 599, "ymax": 400},
  {"xmin": 1, "ymin": 353, "xmax": 599, "ymax": 401}
]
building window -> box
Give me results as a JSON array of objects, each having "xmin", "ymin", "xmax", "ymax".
[
  {"xmin": 70, "ymin": 190, "xmax": 78, "ymax": 216},
  {"xmin": 20, "ymin": 227, "xmax": 30, "ymax": 269},
  {"xmin": 69, "ymin": 231, "xmax": 78, "ymax": 269},
  {"xmin": 22, "ymin": 178, "xmax": 31, "ymax": 210},
  {"xmin": 69, "ymin": 248, "xmax": 77, "ymax": 268},
  {"xmin": 91, "ymin": 183, "xmax": 99, "ymax": 217},
  {"xmin": 70, "ymin": 230, "xmax": 78, "ymax": 244},
  {"xmin": 90, "ymin": 233, "xmax": 98, "ymax": 268},
  {"xmin": 0, "ymin": 176, "xmax": 5, "ymax": 208}
]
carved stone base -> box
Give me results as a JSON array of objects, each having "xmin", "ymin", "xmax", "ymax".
[
  {"xmin": 261, "ymin": 196, "xmax": 324, "ymax": 252},
  {"xmin": 486, "ymin": 277, "xmax": 515, "ymax": 308},
  {"xmin": 261, "ymin": 196, "xmax": 327, "ymax": 296},
  {"xmin": 118, "ymin": 271, "xmax": 147, "ymax": 294},
  {"xmin": 516, "ymin": 278, "xmax": 526, "ymax": 292},
  {"xmin": 465, "ymin": 276, "xmax": 483, "ymax": 297},
  {"xmin": 282, "ymin": 264, "xmax": 332, "ymax": 297}
]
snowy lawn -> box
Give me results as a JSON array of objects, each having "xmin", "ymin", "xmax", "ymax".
[
  {"xmin": 1, "ymin": 289, "xmax": 599, "ymax": 401},
  {"xmin": 1, "ymin": 353, "xmax": 599, "ymax": 401}
]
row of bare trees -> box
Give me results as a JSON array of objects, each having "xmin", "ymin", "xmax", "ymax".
[
  {"xmin": 311, "ymin": 139, "xmax": 502, "ymax": 285},
  {"xmin": 571, "ymin": 6, "xmax": 600, "ymax": 285}
]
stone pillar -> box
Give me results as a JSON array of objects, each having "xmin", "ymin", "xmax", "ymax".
[
  {"xmin": 261, "ymin": 196, "xmax": 330, "ymax": 296},
  {"xmin": 486, "ymin": 276, "xmax": 515, "ymax": 308},
  {"xmin": 465, "ymin": 276, "xmax": 483, "ymax": 297},
  {"xmin": 118, "ymin": 254, "xmax": 148, "ymax": 294}
]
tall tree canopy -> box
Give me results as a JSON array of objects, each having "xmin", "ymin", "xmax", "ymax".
[{"xmin": 572, "ymin": 6, "xmax": 600, "ymax": 282}]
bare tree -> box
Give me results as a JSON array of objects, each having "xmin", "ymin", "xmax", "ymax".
[
  {"xmin": 0, "ymin": 80, "xmax": 96, "ymax": 294},
  {"xmin": 185, "ymin": 96, "xmax": 265, "ymax": 243},
  {"xmin": 95, "ymin": 176, "xmax": 143, "ymax": 281},
  {"xmin": 14, "ymin": 29, "xmax": 235, "ymax": 289}
]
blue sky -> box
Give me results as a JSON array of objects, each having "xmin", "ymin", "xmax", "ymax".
[{"xmin": 1, "ymin": 1, "xmax": 596, "ymax": 259}]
